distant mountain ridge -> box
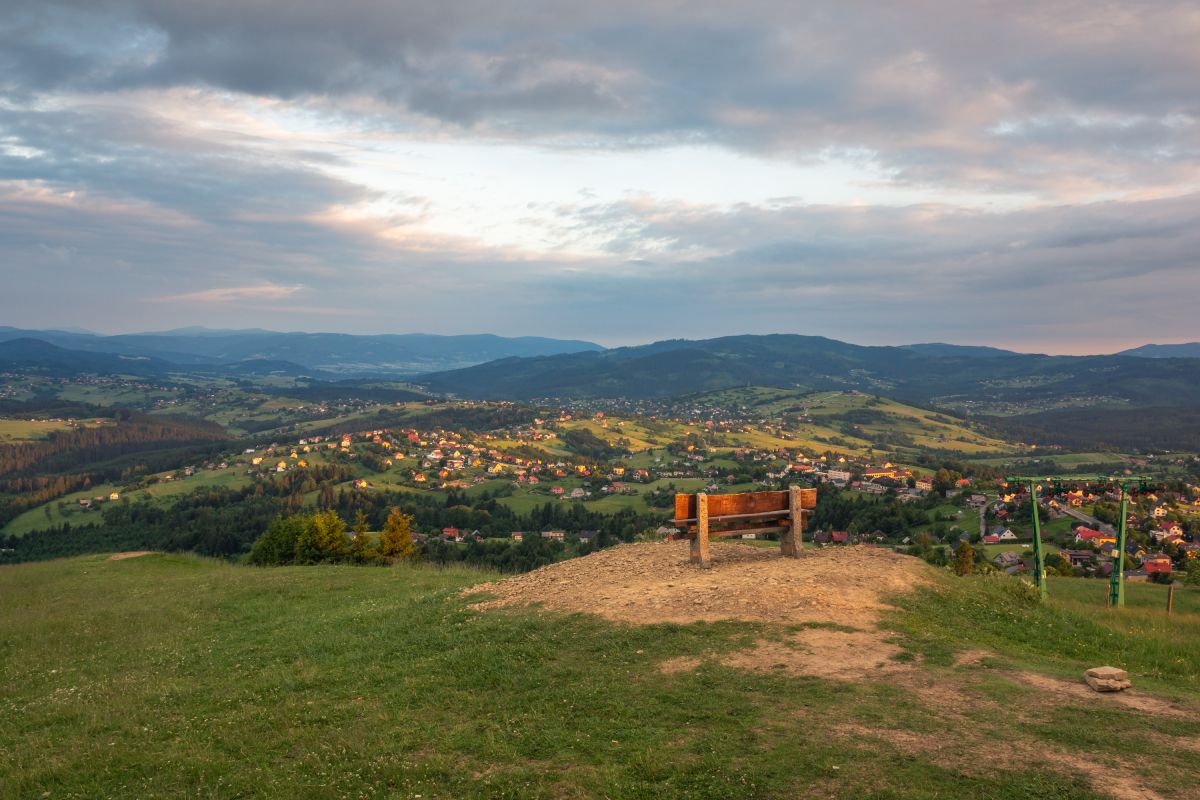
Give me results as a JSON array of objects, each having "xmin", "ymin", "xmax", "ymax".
[
  {"xmin": 900, "ymin": 343, "xmax": 1023, "ymax": 358},
  {"xmin": 1118, "ymin": 343, "xmax": 1200, "ymax": 359},
  {"xmin": 0, "ymin": 328, "xmax": 603, "ymax": 376},
  {"xmin": 417, "ymin": 333, "xmax": 1200, "ymax": 409},
  {"xmin": 0, "ymin": 338, "xmax": 339, "ymax": 380}
]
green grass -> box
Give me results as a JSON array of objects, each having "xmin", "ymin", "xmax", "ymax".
[
  {"xmin": 886, "ymin": 572, "xmax": 1200, "ymax": 694},
  {"xmin": 0, "ymin": 419, "xmax": 103, "ymax": 442},
  {"xmin": 2, "ymin": 467, "xmax": 254, "ymax": 537},
  {"xmin": 4, "ymin": 555, "xmax": 1199, "ymax": 798}
]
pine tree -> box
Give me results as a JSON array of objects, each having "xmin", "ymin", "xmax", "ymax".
[
  {"xmin": 379, "ymin": 507, "xmax": 417, "ymax": 562},
  {"xmin": 350, "ymin": 509, "xmax": 378, "ymax": 564},
  {"xmin": 249, "ymin": 514, "xmax": 305, "ymax": 566},
  {"xmin": 952, "ymin": 541, "xmax": 975, "ymax": 576},
  {"xmin": 312, "ymin": 509, "xmax": 349, "ymax": 561},
  {"xmin": 293, "ymin": 513, "xmax": 323, "ymax": 564}
]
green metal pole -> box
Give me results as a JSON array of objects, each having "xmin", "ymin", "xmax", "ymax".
[
  {"xmin": 1029, "ymin": 479, "xmax": 1047, "ymax": 599},
  {"xmin": 1108, "ymin": 485, "xmax": 1127, "ymax": 609}
]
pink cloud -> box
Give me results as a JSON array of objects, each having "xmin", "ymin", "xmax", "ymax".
[{"xmin": 151, "ymin": 283, "xmax": 305, "ymax": 303}]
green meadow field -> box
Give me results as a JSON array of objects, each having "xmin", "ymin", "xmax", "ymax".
[{"xmin": 2, "ymin": 551, "xmax": 1197, "ymax": 799}]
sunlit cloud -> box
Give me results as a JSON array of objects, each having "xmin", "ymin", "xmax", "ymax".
[
  {"xmin": 151, "ymin": 283, "xmax": 305, "ymax": 304},
  {"xmin": 0, "ymin": 1, "xmax": 1198, "ymax": 350}
]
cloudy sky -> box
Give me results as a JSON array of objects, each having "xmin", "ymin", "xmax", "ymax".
[{"xmin": 2, "ymin": 1, "xmax": 1198, "ymax": 352}]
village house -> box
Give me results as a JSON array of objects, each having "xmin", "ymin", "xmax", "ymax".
[
  {"xmin": 1061, "ymin": 549, "xmax": 1094, "ymax": 568},
  {"xmin": 1074, "ymin": 526, "xmax": 1115, "ymax": 545},
  {"xmin": 1156, "ymin": 521, "xmax": 1184, "ymax": 538},
  {"xmin": 993, "ymin": 551, "xmax": 1021, "ymax": 569},
  {"xmin": 1143, "ymin": 555, "xmax": 1173, "ymax": 575}
]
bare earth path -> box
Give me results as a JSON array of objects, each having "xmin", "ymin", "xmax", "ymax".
[
  {"xmin": 469, "ymin": 540, "xmax": 930, "ymax": 627},
  {"xmin": 107, "ymin": 551, "xmax": 155, "ymax": 560},
  {"xmin": 468, "ymin": 541, "xmax": 1196, "ymax": 800}
]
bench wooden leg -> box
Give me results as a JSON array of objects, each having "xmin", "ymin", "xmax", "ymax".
[
  {"xmin": 690, "ymin": 492, "xmax": 711, "ymax": 568},
  {"xmin": 783, "ymin": 486, "xmax": 804, "ymax": 558}
]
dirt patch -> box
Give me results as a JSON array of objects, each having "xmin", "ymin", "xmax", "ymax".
[
  {"xmin": 662, "ymin": 628, "xmax": 908, "ymax": 679},
  {"xmin": 833, "ymin": 722, "xmax": 1164, "ymax": 800},
  {"xmin": 468, "ymin": 541, "xmax": 933, "ymax": 628},
  {"xmin": 952, "ymin": 648, "xmax": 994, "ymax": 667},
  {"xmin": 107, "ymin": 551, "xmax": 154, "ymax": 561},
  {"xmin": 840, "ymin": 719, "xmax": 1166, "ymax": 800},
  {"xmin": 658, "ymin": 656, "xmax": 703, "ymax": 674},
  {"xmin": 1012, "ymin": 670, "xmax": 1197, "ymax": 719}
]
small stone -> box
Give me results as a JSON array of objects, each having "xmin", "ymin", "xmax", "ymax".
[
  {"xmin": 1086, "ymin": 666, "xmax": 1128, "ymax": 681},
  {"xmin": 1084, "ymin": 666, "xmax": 1131, "ymax": 692},
  {"xmin": 1085, "ymin": 675, "xmax": 1131, "ymax": 692}
]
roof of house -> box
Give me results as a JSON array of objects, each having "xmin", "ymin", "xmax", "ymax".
[{"xmin": 1075, "ymin": 527, "xmax": 1112, "ymax": 541}]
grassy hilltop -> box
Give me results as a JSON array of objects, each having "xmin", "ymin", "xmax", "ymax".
[{"xmin": 2, "ymin": 549, "xmax": 1199, "ymax": 799}]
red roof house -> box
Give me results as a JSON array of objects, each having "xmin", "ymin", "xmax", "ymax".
[{"xmin": 1143, "ymin": 556, "xmax": 1173, "ymax": 574}]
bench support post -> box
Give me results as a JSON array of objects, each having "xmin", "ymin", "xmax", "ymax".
[
  {"xmin": 782, "ymin": 485, "xmax": 804, "ymax": 558},
  {"xmin": 690, "ymin": 492, "xmax": 711, "ymax": 568}
]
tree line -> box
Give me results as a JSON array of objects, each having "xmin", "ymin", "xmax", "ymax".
[
  {"xmin": 0, "ymin": 410, "xmax": 226, "ymax": 477},
  {"xmin": 248, "ymin": 508, "xmax": 417, "ymax": 566},
  {"xmin": 0, "ymin": 466, "xmax": 664, "ymax": 566}
]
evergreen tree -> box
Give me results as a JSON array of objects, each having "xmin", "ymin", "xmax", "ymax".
[
  {"xmin": 952, "ymin": 540, "xmax": 975, "ymax": 576},
  {"xmin": 313, "ymin": 509, "xmax": 349, "ymax": 561},
  {"xmin": 350, "ymin": 509, "xmax": 378, "ymax": 564},
  {"xmin": 248, "ymin": 514, "xmax": 305, "ymax": 565},
  {"xmin": 379, "ymin": 507, "xmax": 417, "ymax": 562},
  {"xmin": 293, "ymin": 509, "xmax": 348, "ymax": 563}
]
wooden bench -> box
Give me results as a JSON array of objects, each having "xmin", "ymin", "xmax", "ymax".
[{"xmin": 671, "ymin": 487, "xmax": 817, "ymax": 567}]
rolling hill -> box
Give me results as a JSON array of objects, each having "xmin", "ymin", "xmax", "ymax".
[
  {"xmin": 1119, "ymin": 342, "xmax": 1200, "ymax": 358},
  {"xmin": 0, "ymin": 338, "xmax": 175, "ymax": 377},
  {"xmin": 417, "ymin": 334, "xmax": 1200, "ymax": 411},
  {"xmin": 0, "ymin": 338, "xmax": 338, "ymax": 381},
  {"xmin": 0, "ymin": 328, "xmax": 603, "ymax": 375},
  {"xmin": 2, "ymin": 550, "xmax": 1197, "ymax": 798}
]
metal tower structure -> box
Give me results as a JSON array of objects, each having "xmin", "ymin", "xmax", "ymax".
[{"xmin": 1002, "ymin": 475, "xmax": 1161, "ymax": 606}]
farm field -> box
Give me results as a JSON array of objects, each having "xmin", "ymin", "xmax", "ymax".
[
  {"xmin": 691, "ymin": 389, "xmax": 1018, "ymax": 456},
  {"xmin": 0, "ymin": 419, "xmax": 98, "ymax": 442},
  {"xmin": 2, "ymin": 466, "xmax": 255, "ymax": 537},
  {"xmin": 2, "ymin": 550, "xmax": 1197, "ymax": 799},
  {"xmin": 982, "ymin": 542, "xmax": 1062, "ymax": 557}
]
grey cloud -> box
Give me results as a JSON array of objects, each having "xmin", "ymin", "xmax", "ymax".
[
  {"xmin": 550, "ymin": 192, "xmax": 1200, "ymax": 297},
  {"xmin": 2, "ymin": 0, "xmax": 1200, "ymax": 350},
  {"xmin": 2, "ymin": 1, "xmax": 1197, "ymax": 193},
  {"xmin": 0, "ymin": 103, "xmax": 371, "ymax": 225}
]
